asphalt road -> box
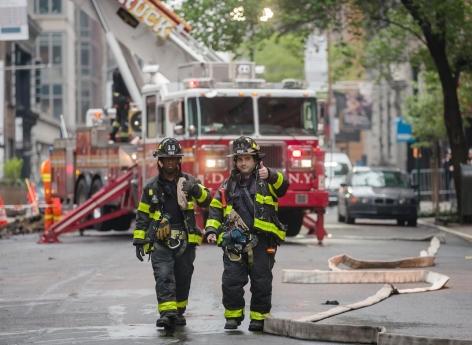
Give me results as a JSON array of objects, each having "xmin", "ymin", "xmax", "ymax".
[{"xmin": 0, "ymin": 207, "xmax": 471, "ymax": 344}]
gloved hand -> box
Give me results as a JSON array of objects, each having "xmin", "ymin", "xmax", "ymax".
[
  {"xmin": 156, "ymin": 216, "xmax": 171, "ymax": 241},
  {"xmin": 135, "ymin": 244, "xmax": 145, "ymax": 262},
  {"xmin": 182, "ymin": 179, "xmax": 200, "ymax": 198}
]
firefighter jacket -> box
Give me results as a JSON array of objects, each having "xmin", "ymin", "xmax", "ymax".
[
  {"xmin": 205, "ymin": 168, "xmax": 289, "ymax": 244},
  {"xmin": 133, "ymin": 172, "xmax": 211, "ymax": 247}
]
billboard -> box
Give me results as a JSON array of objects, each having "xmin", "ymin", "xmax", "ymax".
[{"xmin": 0, "ymin": 0, "xmax": 29, "ymax": 41}]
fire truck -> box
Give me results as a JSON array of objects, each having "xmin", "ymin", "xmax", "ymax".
[{"xmin": 41, "ymin": 0, "xmax": 328, "ymax": 243}]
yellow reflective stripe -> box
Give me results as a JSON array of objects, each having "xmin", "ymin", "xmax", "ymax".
[
  {"xmin": 224, "ymin": 308, "xmax": 244, "ymax": 318},
  {"xmin": 188, "ymin": 233, "xmax": 202, "ymax": 245},
  {"xmin": 133, "ymin": 229, "xmax": 146, "ymax": 239},
  {"xmin": 144, "ymin": 243, "xmax": 153, "ymax": 253},
  {"xmin": 206, "ymin": 218, "xmax": 221, "ymax": 229},
  {"xmin": 53, "ymin": 216, "xmax": 62, "ymax": 221},
  {"xmin": 151, "ymin": 210, "xmax": 162, "ymax": 220},
  {"xmin": 217, "ymin": 232, "xmax": 225, "ymax": 245},
  {"xmin": 44, "ymin": 214, "xmax": 53, "ymax": 220},
  {"xmin": 185, "ymin": 201, "xmax": 195, "ymax": 210},
  {"xmin": 197, "ymin": 185, "xmax": 208, "ymax": 203},
  {"xmin": 158, "ymin": 301, "xmax": 177, "ymax": 312},
  {"xmin": 255, "ymin": 193, "xmax": 276, "ymax": 206},
  {"xmin": 268, "ymin": 184, "xmax": 277, "ymax": 198},
  {"xmin": 250, "ymin": 311, "xmax": 270, "ymax": 320},
  {"xmin": 254, "ymin": 218, "xmax": 286, "ymax": 241},
  {"xmin": 177, "ymin": 300, "xmax": 188, "ymax": 309},
  {"xmin": 210, "ymin": 198, "xmax": 223, "ymax": 209},
  {"xmin": 273, "ymin": 172, "xmax": 283, "ymax": 189},
  {"xmin": 223, "ymin": 204, "xmax": 233, "ymax": 216},
  {"xmin": 42, "ymin": 174, "xmax": 51, "ymax": 182},
  {"xmin": 138, "ymin": 202, "xmax": 150, "ymax": 213}
]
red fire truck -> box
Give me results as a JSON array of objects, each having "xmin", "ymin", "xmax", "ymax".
[{"xmin": 40, "ymin": 0, "xmax": 328, "ymax": 243}]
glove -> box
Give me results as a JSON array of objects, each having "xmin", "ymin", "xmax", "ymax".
[
  {"xmin": 156, "ymin": 216, "xmax": 171, "ymax": 241},
  {"xmin": 135, "ymin": 244, "xmax": 145, "ymax": 262},
  {"xmin": 182, "ymin": 180, "xmax": 200, "ymax": 198}
]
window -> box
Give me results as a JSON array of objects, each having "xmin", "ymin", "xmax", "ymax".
[
  {"xmin": 40, "ymin": 83, "xmax": 63, "ymax": 119},
  {"xmin": 36, "ymin": 32, "xmax": 63, "ymax": 65},
  {"xmin": 258, "ymin": 97, "xmax": 317, "ymax": 136},
  {"xmin": 34, "ymin": 0, "xmax": 62, "ymax": 14}
]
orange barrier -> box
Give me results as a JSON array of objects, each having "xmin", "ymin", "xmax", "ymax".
[{"xmin": 0, "ymin": 197, "xmax": 8, "ymax": 228}]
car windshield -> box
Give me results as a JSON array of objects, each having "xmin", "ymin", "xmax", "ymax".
[
  {"xmin": 258, "ymin": 97, "xmax": 317, "ymax": 136},
  {"xmin": 351, "ymin": 170, "xmax": 409, "ymax": 188},
  {"xmin": 199, "ymin": 97, "xmax": 254, "ymax": 135},
  {"xmin": 325, "ymin": 162, "xmax": 350, "ymax": 177}
]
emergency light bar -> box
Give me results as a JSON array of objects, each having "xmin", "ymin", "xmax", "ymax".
[{"xmin": 183, "ymin": 78, "xmax": 214, "ymax": 89}]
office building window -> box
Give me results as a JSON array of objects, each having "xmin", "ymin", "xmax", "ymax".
[
  {"xmin": 34, "ymin": 0, "xmax": 62, "ymax": 14},
  {"xmin": 41, "ymin": 83, "xmax": 63, "ymax": 119},
  {"xmin": 37, "ymin": 32, "xmax": 63, "ymax": 65}
]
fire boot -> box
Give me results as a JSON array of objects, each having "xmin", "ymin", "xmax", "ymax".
[
  {"xmin": 224, "ymin": 319, "xmax": 241, "ymax": 330},
  {"xmin": 156, "ymin": 314, "xmax": 175, "ymax": 328},
  {"xmin": 175, "ymin": 313, "xmax": 186, "ymax": 326},
  {"xmin": 248, "ymin": 319, "xmax": 264, "ymax": 332}
]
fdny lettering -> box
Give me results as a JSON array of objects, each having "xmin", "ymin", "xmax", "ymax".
[
  {"xmin": 117, "ymin": 0, "xmax": 175, "ymax": 38},
  {"xmin": 288, "ymin": 173, "xmax": 312, "ymax": 184},
  {"xmin": 208, "ymin": 173, "xmax": 225, "ymax": 185}
]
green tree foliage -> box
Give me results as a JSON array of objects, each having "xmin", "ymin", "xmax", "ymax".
[
  {"xmin": 2, "ymin": 158, "xmax": 23, "ymax": 185},
  {"xmin": 274, "ymin": 0, "xmax": 472, "ymax": 216}
]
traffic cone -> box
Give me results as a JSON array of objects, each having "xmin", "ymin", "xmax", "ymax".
[
  {"xmin": 52, "ymin": 197, "xmax": 62, "ymax": 224},
  {"xmin": 0, "ymin": 196, "xmax": 8, "ymax": 228}
]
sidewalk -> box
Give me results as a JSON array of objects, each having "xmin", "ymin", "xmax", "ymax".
[{"xmin": 419, "ymin": 217, "xmax": 472, "ymax": 243}]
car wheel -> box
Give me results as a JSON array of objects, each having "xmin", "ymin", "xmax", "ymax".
[
  {"xmin": 397, "ymin": 219, "xmax": 406, "ymax": 226},
  {"xmin": 407, "ymin": 218, "xmax": 417, "ymax": 227}
]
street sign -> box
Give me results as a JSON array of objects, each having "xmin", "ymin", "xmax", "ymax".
[{"xmin": 396, "ymin": 116, "xmax": 414, "ymax": 143}]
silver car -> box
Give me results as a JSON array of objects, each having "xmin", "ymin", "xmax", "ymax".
[{"xmin": 337, "ymin": 167, "xmax": 418, "ymax": 226}]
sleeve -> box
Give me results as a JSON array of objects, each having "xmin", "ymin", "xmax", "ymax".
[
  {"xmin": 267, "ymin": 168, "xmax": 289, "ymax": 198},
  {"xmin": 192, "ymin": 182, "xmax": 212, "ymax": 207},
  {"xmin": 204, "ymin": 185, "xmax": 225, "ymax": 244},
  {"xmin": 133, "ymin": 185, "xmax": 152, "ymax": 244}
]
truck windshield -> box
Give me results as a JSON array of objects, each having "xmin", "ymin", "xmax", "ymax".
[
  {"xmin": 199, "ymin": 97, "xmax": 254, "ymax": 135},
  {"xmin": 258, "ymin": 97, "xmax": 317, "ymax": 136}
]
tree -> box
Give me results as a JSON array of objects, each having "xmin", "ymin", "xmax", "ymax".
[{"xmin": 275, "ymin": 0, "xmax": 471, "ymax": 216}]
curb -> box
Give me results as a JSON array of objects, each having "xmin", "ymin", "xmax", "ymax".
[{"xmin": 419, "ymin": 219, "xmax": 472, "ymax": 242}]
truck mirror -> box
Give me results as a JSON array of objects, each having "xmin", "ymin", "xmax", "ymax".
[{"xmin": 188, "ymin": 125, "xmax": 196, "ymax": 136}]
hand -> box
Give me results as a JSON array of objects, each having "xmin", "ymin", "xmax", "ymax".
[
  {"xmin": 156, "ymin": 217, "xmax": 171, "ymax": 241},
  {"xmin": 135, "ymin": 244, "xmax": 145, "ymax": 262},
  {"xmin": 207, "ymin": 233, "xmax": 217, "ymax": 244},
  {"xmin": 182, "ymin": 180, "xmax": 199, "ymax": 197},
  {"xmin": 258, "ymin": 162, "xmax": 269, "ymax": 180}
]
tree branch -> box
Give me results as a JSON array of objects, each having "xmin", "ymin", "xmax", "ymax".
[{"xmin": 371, "ymin": 16, "xmax": 426, "ymax": 44}]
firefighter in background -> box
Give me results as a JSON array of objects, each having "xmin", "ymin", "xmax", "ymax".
[
  {"xmin": 40, "ymin": 158, "xmax": 53, "ymax": 230},
  {"xmin": 133, "ymin": 138, "xmax": 212, "ymax": 332},
  {"xmin": 205, "ymin": 136, "xmax": 289, "ymax": 332},
  {"xmin": 110, "ymin": 94, "xmax": 130, "ymax": 142}
]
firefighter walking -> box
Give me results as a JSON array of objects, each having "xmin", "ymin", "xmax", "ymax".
[
  {"xmin": 205, "ymin": 136, "xmax": 289, "ymax": 332},
  {"xmin": 132, "ymin": 138, "xmax": 211, "ymax": 333}
]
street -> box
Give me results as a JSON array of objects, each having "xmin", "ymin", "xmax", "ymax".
[{"xmin": 1, "ymin": 207, "xmax": 471, "ymax": 345}]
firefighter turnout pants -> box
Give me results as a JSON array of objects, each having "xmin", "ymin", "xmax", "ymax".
[
  {"xmin": 222, "ymin": 234, "xmax": 275, "ymax": 322},
  {"xmin": 151, "ymin": 242, "xmax": 196, "ymax": 317}
]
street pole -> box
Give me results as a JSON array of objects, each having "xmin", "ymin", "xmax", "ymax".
[{"xmin": 326, "ymin": 30, "xmax": 335, "ymax": 153}]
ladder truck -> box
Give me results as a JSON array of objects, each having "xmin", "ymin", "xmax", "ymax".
[{"xmin": 40, "ymin": 0, "xmax": 328, "ymax": 243}]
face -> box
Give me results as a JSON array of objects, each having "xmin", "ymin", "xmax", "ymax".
[
  {"xmin": 158, "ymin": 157, "xmax": 181, "ymax": 175},
  {"xmin": 235, "ymin": 154, "xmax": 256, "ymax": 175}
]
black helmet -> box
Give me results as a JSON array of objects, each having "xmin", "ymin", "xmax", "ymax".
[
  {"xmin": 153, "ymin": 138, "xmax": 184, "ymax": 158},
  {"xmin": 227, "ymin": 136, "xmax": 265, "ymax": 158}
]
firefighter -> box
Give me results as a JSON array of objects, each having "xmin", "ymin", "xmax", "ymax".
[
  {"xmin": 132, "ymin": 137, "xmax": 211, "ymax": 331},
  {"xmin": 205, "ymin": 136, "xmax": 289, "ymax": 332}
]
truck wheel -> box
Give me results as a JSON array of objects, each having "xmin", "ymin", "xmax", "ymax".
[
  {"xmin": 407, "ymin": 218, "xmax": 417, "ymax": 227},
  {"xmin": 75, "ymin": 179, "xmax": 89, "ymax": 232},
  {"xmin": 278, "ymin": 208, "xmax": 304, "ymax": 237}
]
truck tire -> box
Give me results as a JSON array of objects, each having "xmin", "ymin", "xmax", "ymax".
[
  {"xmin": 75, "ymin": 178, "xmax": 90, "ymax": 232},
  {"xmin": 90, "ymin": 178, "xmax": 107, "ymax": 231},
  {"xmin": 278, "ymin": 208, "xmax": 304, "ymax": 237}
]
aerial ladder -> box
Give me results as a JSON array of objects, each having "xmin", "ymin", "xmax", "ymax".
[{"xmin": 39, "ymin": 0, "xmax": 222, "ymax": 243}]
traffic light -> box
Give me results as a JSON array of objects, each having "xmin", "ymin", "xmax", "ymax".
[{"xmin": 412, "ymin": 147, "xmax": 422, "ymax": 158}]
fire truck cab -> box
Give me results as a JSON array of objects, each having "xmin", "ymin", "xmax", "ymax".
[{"xmin": 140, "ymin": 61, "xmax": 328, "ymax": 236}]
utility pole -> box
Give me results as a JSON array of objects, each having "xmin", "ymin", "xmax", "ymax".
[{"xmin": 326, "ymin": 30, "xmax": 336, "ymax": 153}]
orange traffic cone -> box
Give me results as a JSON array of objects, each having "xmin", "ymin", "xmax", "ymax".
[
  {"xmin": 0, "ymin": 196, "xmax": 8, "ymax": 228},
  {"xmin": 52, "ymin": 197, "xmax": 62, "ymax": 223}
]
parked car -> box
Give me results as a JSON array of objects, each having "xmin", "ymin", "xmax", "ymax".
[
  {"xmin": 337, "ymin": 167, "xmax": 418, "ymax": 226},
  {"xmin": 325, "ymin": 152, "xmax": 353, "ymax": 204}
]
